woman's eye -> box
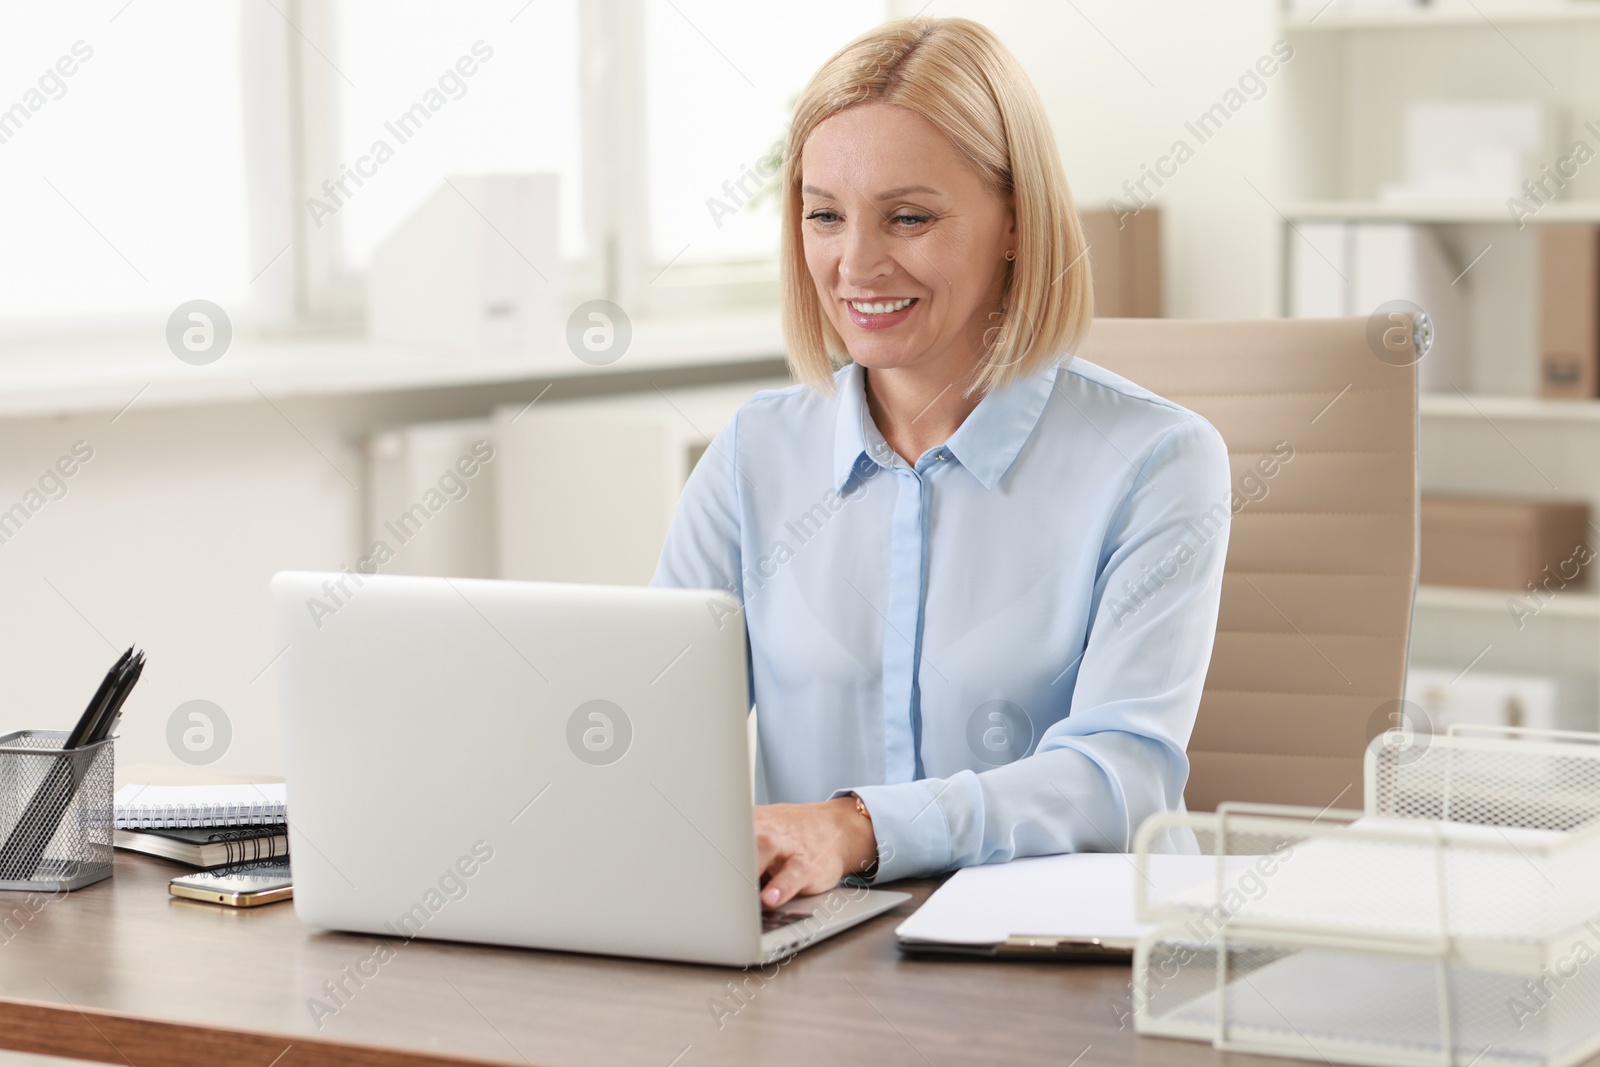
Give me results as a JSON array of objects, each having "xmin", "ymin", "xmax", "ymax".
[{"xmin": 804, "ymin": 209, "xmax": 930, "ymax": 229}]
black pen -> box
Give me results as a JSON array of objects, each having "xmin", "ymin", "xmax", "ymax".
[
  {"xmin": 77, "ymin": 649, "xmax": 139, "ymax": 750},
  {"xmin": 88, "ymin": 651, "xmax": 144, "ymax": 745},
  {"xmin": 64, "ymin": 646, "xmax": 132, "ymax": 749}
]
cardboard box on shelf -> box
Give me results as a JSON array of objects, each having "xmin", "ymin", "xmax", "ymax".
[
  {"xmin": 1539, "ymin": 225, "xmax": 1600, "ymax": 399},
  {"xmin": 1421, "ymin": 494, "xmax": 1591, "ymax": 592},
  {"xmin": 1077, "ymin": 207, "xmax": 1162, "ymax": 318}
]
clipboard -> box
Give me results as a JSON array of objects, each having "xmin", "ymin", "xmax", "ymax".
[
  {"xmin": 897, "ymin": 932, "xmax": 1138, "ymax": 960},
  {"xmin": 893, "ymin": 852, "xmax": 1219, "ymax": 961}
]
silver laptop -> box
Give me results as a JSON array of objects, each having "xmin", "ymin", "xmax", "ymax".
[{"xmin": 270, "ymin": 571, "xmax": 909, "ymax": 966}]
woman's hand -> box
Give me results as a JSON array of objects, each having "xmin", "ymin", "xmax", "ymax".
[{"xmin": 754, "ymin": 797, "xmax": 878, "ymax": 909}]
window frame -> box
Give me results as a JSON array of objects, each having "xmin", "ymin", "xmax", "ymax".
[
  {"xmin": 0, "ymin": 0, "xmax": 786, "ymax": 343},
  {"xmin": 288, "ymin": 0, "xmax": 781, "ymax": 330}
]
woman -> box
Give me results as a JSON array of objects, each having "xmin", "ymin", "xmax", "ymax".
[{"xmin": 652, "ymin": 17, "xmax": 1230, "ymax": 909}]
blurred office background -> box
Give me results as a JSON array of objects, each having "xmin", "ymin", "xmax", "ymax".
[{"xmin": 1, "ymin": 0, "xmax": 1598, "ymax": 775}]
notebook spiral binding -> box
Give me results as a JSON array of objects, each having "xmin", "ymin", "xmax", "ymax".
[
  {"xmin": 115, "ymin": 800, "xmax": 286, "ymax": 830},
  {"xmin": 207, "ymin": 827, "xmax": 287, "ymax": 867}
]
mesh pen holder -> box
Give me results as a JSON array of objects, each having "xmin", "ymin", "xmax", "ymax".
[{"xmin": 0, "ymin": 730, "xmax": 115, "ymax": 891}]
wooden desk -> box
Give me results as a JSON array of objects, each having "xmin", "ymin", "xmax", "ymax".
[{"xmin": 0, "ymin": 852, "xmax": 1297, "ymax": 1067}]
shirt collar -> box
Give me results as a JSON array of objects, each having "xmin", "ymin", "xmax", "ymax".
[
  {"xmin": 831, "ymin": 363, "xmax": 886, "ymax": 491},
  {"xmin": 831, "ymin": 359, "xmax": 1061, "ymax": 492}
]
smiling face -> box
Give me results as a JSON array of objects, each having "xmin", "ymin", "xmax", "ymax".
[{"xmin": 800, "ymin": 102, "xmax": 1016, "ymax": 382}]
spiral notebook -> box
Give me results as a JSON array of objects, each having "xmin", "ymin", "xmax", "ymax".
[
  {"xmin": 113, "ymin": 783, "xmax": 287, "ymax": 829},
  {"xmin": 114, "ymin": 825, "xmax": 288, "ymax": 868}
]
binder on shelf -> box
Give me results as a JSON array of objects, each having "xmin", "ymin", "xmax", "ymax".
[
  {"xmin": 1351, "ymin": 223, "xmax": 1466, "ymax": 392},
  {"xmin": 1289, "ymin": 222, "xmax": 1350, "ymax": 320},
  {"xmin": 1077, "ymin": 207, "xmax": 1163, "ymax": 318},
  {"xmin": 1539, "ymin": 226, "xmax": 1600, "ymax": 399},
  {"xmin": 1288, "ymin": 221, "xmax": 1466, "ymax": 392}
]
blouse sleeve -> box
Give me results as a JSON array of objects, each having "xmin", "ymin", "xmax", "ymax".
[{"xmin": 649, "ymin": 415, "xmax": 743, "ymax": 599}]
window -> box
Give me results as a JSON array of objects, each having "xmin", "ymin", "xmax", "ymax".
[
  {"xmin": 0, "ymin": 0, "xmax": 887, "ymax": 336},
  {"xmin": 642, "ymin": 0, "xmax": 887, "ymax": 270},
  {"xmin": 329, "ymin": 0, "xmax": 586, "ymax": 270},
  {"xmin": 0, "ymin": 2, "xmax": 260, "ymax": 328}
]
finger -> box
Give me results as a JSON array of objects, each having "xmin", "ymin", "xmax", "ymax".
[
  {"xmin": 760, "ymin": 855, "xmax": 808, "ymax": 909},
  {"xmin": 753, "ymin": 825, "xmax": 788, "ymax": 884}
]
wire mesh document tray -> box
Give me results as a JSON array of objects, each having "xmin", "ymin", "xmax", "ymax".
[
  {"xmin": 1130, "ymin": 726, "xmax": 1600, "ymax": 1067},
  {"xmin": 0, "ymin": 729, "xmax": 115, "ymax": 891}
]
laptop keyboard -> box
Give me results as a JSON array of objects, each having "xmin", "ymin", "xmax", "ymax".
[{"xmin": 761, "ymin": 909, "xmax": 811, "ymax": 932}]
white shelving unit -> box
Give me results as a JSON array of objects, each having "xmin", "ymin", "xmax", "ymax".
[
  {"xmin": 1414, "ymin": 583, "xmax": 1600, "ymax": 620},
  {"xmin": 1419, "ymin": 392, "xmax": 1600, "ymax": 421},
  {"xmin": 1284, "ymin": 3, "xmax": 1600, "ymax": 32},
  {"xmin": 0, "ymin": 311, "xmax": 785, "ymax": 421},
  {"xmin": 1275, "ymin": 0, "xmax": 1600, "ymax": 726},
  {"xmin": 1285, "ymin": 200, "xmax": 1600, "ymax": 224}
]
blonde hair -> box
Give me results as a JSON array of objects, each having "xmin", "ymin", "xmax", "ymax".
[{"xmin": 780, "ymin": 17, "xmax": 1093, "ymax": 397}]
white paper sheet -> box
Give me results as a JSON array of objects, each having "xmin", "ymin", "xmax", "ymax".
[{"xmin": 894, "ymin": 852, "xmax": 1222, "ymax": 947}]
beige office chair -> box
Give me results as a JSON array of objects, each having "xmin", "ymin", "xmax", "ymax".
[{"xmin": 1076, "ymin": 317, "xmax": 1419, "ymax": 812}]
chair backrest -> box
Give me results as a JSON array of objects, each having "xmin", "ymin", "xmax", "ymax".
[{"xmin": 1075, "ymin": 317, "xmax": 1419, "ymax": 812}]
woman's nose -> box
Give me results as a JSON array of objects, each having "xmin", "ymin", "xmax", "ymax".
[{"xmin": 838, "ymin": 221, "xmax": 893, "ymax": 286}]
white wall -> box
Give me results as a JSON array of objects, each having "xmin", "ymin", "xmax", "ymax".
[
  {"xmin": 0, "ymin": 365, "xmax": 783, "ymax": 778},
  {"xmin": 0, "ymin": 401, "xmax": 355, "ymax": 777},
  {"xmin": 892, "ymin": 0, "xmax": 1285, "ymax": 320}
]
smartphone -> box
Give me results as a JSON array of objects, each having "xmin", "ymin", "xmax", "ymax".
[{"xmin": 169, "ymin": 858, "xmax": 293, "ymax": 908}]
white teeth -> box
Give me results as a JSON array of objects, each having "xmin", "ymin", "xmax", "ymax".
[{"xmin": 849, "ymin": 298, "xmax": 915, "ymax": 315}]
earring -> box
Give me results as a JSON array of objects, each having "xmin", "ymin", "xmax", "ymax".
[{"xmin": 1004, "ymin": 249, "xmax": 1016, "ymax": 261}]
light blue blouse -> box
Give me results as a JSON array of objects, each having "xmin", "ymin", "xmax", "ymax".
[{"xmin": 650, "ymin": 356, "xmax": 1231, "ymax": 883}]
